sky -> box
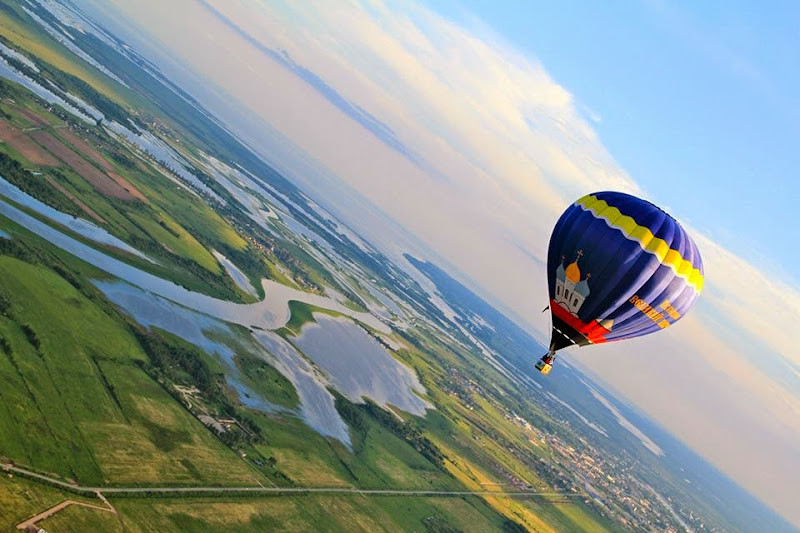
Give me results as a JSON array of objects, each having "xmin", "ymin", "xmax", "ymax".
[
  {"xmin": 74, "ymin": 0, "xmax": 800, "ymax": 526},
  {"xmin": 432, "ymin": 0, "xmax": 800, "ymax": 284}
]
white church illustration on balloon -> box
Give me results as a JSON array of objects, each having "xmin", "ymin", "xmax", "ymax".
[{"xmin": 555, "ymin": 251, "xmax": 591, "ymax": 316}]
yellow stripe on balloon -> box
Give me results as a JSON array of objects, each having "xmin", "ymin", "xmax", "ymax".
[{"xmin": 576, "ymin": 194, "xmax": 704, "ymax": 292}]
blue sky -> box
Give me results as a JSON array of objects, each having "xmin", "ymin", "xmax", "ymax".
[{"xmin": 432, "ymin": 0, "xmax": 800, "ymax": 283}]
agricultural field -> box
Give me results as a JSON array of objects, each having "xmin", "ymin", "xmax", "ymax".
[
  {"xmin": 0, "ymin": 474, "xmax": 77, "ymax": 531},
  {"xmin": 29, "ymin": 495, "xmax": 512, "ymax": 533}
]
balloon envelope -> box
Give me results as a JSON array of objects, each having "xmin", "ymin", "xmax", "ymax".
[{"xmin": 547, "ymin": 191, "xmax": 703, "ymax": 353}]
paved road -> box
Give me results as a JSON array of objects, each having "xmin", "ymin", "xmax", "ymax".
[{"xmin": 3, "ymin": 463, "xmax": 581, "ymax": 499}]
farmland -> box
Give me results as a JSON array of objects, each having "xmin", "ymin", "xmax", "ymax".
[{"xmin": 0, "ymin": 119, "xmax": 58, "ymax": 165}]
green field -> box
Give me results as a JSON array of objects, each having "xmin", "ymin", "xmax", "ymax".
[
  {"xmin": 26, "ymin": 494, "xmax": 514, "ymax": 533},
  {"xmin": 0, "ymin": 256, "xmax": 259, "ymax": 486}
]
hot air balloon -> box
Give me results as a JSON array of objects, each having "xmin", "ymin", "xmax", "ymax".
[{"xmin": 535, "ymin": 191, "xmax": 703, "ymax": 375}]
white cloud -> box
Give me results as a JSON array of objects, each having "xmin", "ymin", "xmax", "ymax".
[{"xmin": 695, "ymin": 233, "xmax": 800, "ymax": 369}]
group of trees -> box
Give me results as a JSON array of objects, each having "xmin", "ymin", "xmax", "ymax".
[
  {"xmin": 0, "ymin": 289, "xmax": 11, "ymax": 358},
  {"xmin": 0, "ymin": 291, "xmax": 10, "ymax": 317},
  {"xmin": 364, "ymin": 399, "xmax": 445, "ymax": 467},
  {"xmin": 334, "ymin": 393, "xmax": 446, "ymax": 468},
  {"xmin": 133, "ymin": 328, "xmax": 265, "ymax": 450},
  {"xmin": 0, "ymin": 154, "xmax": 84, "ymax": 218},
  {"xmin": 134, "ymin": 329, "xmax": 217, "ymax": 397}
]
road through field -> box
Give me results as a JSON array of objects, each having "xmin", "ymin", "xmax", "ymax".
[{"xmin": 2, "ymin": 463, "xmax": 581, "ymax": 499}]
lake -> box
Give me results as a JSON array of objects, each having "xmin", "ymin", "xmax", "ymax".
[
  {"xmin": 0, "ymin": 192, "xmax": 425, "ymax": 446},
  {"xmin": 292, "ymin": 314, "xmax": 429, "ymax": 416},
  {"xmin": 0, "ymin": 176, "xmax": 152, "ymax": 261}
]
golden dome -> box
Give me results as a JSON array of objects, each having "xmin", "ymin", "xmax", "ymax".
[{"xmin": 565, "ymin": 261, "xmax": 581, "ymax": 283}]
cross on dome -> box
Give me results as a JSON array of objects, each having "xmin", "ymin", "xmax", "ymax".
[{"xmin": 565, "ymin": 250, "xmax": 583, "ymax": 283}]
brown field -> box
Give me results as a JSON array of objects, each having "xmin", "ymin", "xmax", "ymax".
[
  {"xmin": 0, "ymin": 119, "xmax": 58, "ymax": 165},
  {"xmin": 29, "ymin": 130, "xmax": 135, "ymax": 201},
  {"xmin": 17, "ymin": 107, "xmax": 49, "ymax": 127},
  {"xmin": 57, "ymin": 128, "xmax": 113, "ymax": 171},
  {"xmin": 108, "ymin": 171, "xmax": 148, "ymax": 202}
]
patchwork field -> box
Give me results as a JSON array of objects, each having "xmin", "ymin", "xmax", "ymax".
[
  {"xmin": 28, "ymin": 130, "xmax": 135, "ymax": 200},
  {"xmin": 56, "ymin": 127, "xmax": 114, "ymax": 171},
  {"xmin": 16, "ymin": 106, "xmax": 50, "ymax": 127},
  {"xmin": 41, "ymin": 173, "xmax": 107, "ymax": 223},
  {"xmin": 0, "ymin": 118, "xmax": 58, "ymax": 165}
]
